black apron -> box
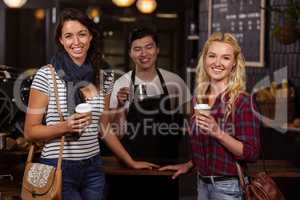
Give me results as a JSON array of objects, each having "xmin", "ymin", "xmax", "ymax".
[
  {"xmin": 122, "ymin": 69, "xmax": 180, "ymax": 164},
  {"xmin": 106, "ymin": 69, "xmax": 182, "ymax": 200}
]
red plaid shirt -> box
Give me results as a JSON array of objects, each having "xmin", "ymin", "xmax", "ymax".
[{"xmin": 190, "ymin": 92, "xmax": 260, "ymax": 176}]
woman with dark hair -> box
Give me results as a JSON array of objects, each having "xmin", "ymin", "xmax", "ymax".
[{"xmin": 24, "ymin": 8, "xmax": 157, "ymax": 200}]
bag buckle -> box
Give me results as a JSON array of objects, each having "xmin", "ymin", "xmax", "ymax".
[{"xmin": 31, "ymin": 190, "xmax": 37, "ymax": 198}]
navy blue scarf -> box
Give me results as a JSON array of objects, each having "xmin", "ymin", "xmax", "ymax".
[{"xmin": 50, "ymin": 51, "xmax": 94, "ymax": 114}]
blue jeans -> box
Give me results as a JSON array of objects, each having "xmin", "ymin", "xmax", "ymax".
[
  {"xmin": 40, "ymin": 154, "xmax": 105, "ymax": 200},
  {"xmin": 197, "ymin": 177, "xmax": 243, "ymax": 200}
]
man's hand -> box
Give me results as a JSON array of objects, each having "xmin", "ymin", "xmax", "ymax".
[{"xmin": 117, "ymin": 87, "xmax": 130, "ymax": 108}]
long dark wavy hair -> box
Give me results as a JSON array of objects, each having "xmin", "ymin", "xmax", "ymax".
[{"xmin": 54, "ymin": 8, "xmax": 103, "ymax": 83}]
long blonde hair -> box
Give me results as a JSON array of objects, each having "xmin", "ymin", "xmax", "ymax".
[{"xmin": 195, "ymin": 32, "xmax": 246, "ymax": 119}]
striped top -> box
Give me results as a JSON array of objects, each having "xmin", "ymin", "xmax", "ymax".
[{"xmin": 31, "ymin": 66, "xmax": 114, "ymax": 160}]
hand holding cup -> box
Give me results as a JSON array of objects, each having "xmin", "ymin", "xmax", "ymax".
[
  {"xmin": 194, "ymin": 104, "xmax": 211, "ymax": 117},
  {"xmin": 194, "ymin": 104, "xmax": 222, "ymax": 137},
  {"xmin": 194, "ymin": 104, "xmax": 213, "ymax": 133},
  {"xmin": 66, "ymin": 103, "xmax": 92, "ymax": 135},
  {"xmin": 117, "ymin": 87, "xmax": 130, "ymax": 107},
  {"xmin": 134, "ymin": 84, "xmax": 147, "ymax": 101}
]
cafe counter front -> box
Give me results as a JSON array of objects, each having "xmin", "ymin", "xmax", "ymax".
[
  {"xmin": 0, "ymin": 151, "xmax": 187, "ymax": 200},
  {"xmin": 1, "ymin": 151, "xmax": 300, "ymax": 199}
]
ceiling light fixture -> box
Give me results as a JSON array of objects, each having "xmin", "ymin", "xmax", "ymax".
[
  {"xmin": 87, "ymin": 7, "xmax": 101, "ymax": 23},
  {"xmin": 3, "ymin": 0, "xmax": 27, "ymax": 8},
  {"xmin": 112, "ymin": 0, "xmax": 135, "ymax": 7},
  {"xmin": 136, "ymin": 0, "xmax": 157, "ymax": 14},
  {"xmin": 34, "ymin": 9, "xmax": 45, "ymax": 21}
]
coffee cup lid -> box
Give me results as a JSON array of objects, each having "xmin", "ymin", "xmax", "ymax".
[
  {"xmin": 75, "ymin": 103, "xmax": 92, "ymax": 113},
  {"xmin": 194, "ymin": 104, "xmax": 211, "ymax": 110}
]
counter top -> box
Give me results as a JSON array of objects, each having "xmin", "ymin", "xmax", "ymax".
[
  {"xmin": 1, "ymin": 152, "xmax": 300, "ymax": 178},
  {"xmin": 102, "ymin": 156, "xmax": 176, "ymax": 176},
  {"xmin": 102, "ymin": 156, "xmax": 300, "ymax": 178}
]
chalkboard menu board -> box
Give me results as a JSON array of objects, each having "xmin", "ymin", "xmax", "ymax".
[{"xmin": 208, "ymin": 0, "xmax": 265, "ymax": 67}]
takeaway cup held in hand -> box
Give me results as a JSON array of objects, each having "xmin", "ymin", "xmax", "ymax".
[
  {"xmin": 194, "ymin": 104, "xmax": 211, "ymax": 116},
  {"xmin": 134, "ymin": 84, "xmax": 147, "ymax": 101},
  {"xmin": 75, "ymin": 103, "xmax": 92, "ymax": 124}
]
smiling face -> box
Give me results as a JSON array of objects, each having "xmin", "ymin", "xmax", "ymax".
[
  {"xmin": 129, "ymin": 36, "xmax": 159, "ymax": 71},
  {"xmin": 204, "ymin": 41, "xmax": 236, "ymax": 85},
  {"xmin": 59, "ymin": 20, "xmax": 93, "ymax": 65}
]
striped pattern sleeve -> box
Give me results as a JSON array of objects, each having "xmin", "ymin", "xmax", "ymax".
[
  {"xmin": 30, "ymin": 66, "xmax": 50, "ymax": 96},
  {"xmin": 102, "ymin": 70, "xmax": 114, "ymax": 96}
]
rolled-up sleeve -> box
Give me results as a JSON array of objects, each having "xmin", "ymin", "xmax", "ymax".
[{"xmin": 234, "ymin": 95, "xmax": 260, "ymax": 162}]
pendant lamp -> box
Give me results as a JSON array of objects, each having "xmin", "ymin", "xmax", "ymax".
[
  {"xmin": 112, "ymin": 0, "xmax": 135, "ymax": 7},
  {"xmin": 3, "ymin": 0, "xmax": 27, "ymax": 8},
  {"xmin": 136, "ymin": 0, "xmax": 157, "ymax": 14}
]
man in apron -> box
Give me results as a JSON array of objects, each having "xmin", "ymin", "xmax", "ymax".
[{"xmin": 108, "ymin": 27, "xmax": 191, "ymax": 199}]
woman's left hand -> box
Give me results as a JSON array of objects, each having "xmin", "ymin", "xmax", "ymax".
[
  {"xmin": 195, "ymin": 113, "xmax": 222, "ymax": 138},
  {"xmin": 130, "ymin": 160, "xmax": 160, "ymax": 170}
]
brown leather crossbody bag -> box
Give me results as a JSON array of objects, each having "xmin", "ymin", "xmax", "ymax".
[
  {"xmin": 21, "ymin": 65, "xmax": 65, "ymax": 200},
  {"xmin": 233, "ymin": 93, "xmax": 286, "ymax": 200},
  {"xmin": 236, "ymin": 162, "xmax": 285, "ymax": 200}
]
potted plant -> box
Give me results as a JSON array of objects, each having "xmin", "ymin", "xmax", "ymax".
[{"xmin": 271, "ymin": 0, "xmax": 300, "ymax": 45}]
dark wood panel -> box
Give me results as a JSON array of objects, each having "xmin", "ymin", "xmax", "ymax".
[{"xmin": 0, "ymin": 9, "xmax": 5, "ymax": 64}]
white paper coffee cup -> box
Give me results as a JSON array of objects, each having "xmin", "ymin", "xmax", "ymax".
[
  {"xmin": 75, "ymin": 103, "xmax": 92, "ymax": 135},
  {"xmin": 75, "ymin": 103, "xmax": 92, "ymax": 114},
  {"xmin": 194, "ymin": 104, "xmax": 211, "ymax": 116},
  {"xmin": 75, "ymin": 103, "xmax": 92, "ymax": 123}
]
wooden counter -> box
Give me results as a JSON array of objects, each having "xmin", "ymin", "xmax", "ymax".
[
  {"xmin": 1, "ymin": 153, "xmax": 300, "ymax": 199},
  {"xmin": 248, "ymin": 160, "xmax": 300, "ymax": 177},
  {"xmin": 101, "ymin": 157, "xmax": 300, "ymax": 200},
  {"xmin": 101, "ymin": 156, "xmax": 181, "ymax": 200},
  {"xmin": 102, "ymin": 156, "xmax": 300, "ymax": 178},
  {"xmin": 102, "ymin": 156, "xmax": 175, "ymax": 176},
  {"xmin": 0, "ymin": 151, "xmax": 300, "ymax": 178}
]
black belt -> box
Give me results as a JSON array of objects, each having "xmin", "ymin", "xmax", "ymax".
[
  {"xmin": 199, "ymin": 175, "xmax": 239, "ymax": 184},
  {"xmin": 78, "ymin": 156, "xmax": 98, "ymax": 166}
]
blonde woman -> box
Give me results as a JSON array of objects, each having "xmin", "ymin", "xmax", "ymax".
[{"xmin": 160, "ymin": 32, "xmax": 260, "ymax": 200}]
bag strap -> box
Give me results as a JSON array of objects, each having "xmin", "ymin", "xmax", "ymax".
[
  {"xmin": 25, "ymin": 66, "xmax": 65, "ymax": 168},
  {"xmin": 233, "ymin": 95, "xmax": 246, "ymax": 190},
  {"xmin": 234, "ymin": 92, "xmax": 267, "ymax": 190},
  {"xmin": 236, "ymin": 162, "xmax": 246, "ymax": 189},
  {"xmin": 231, "ymin": 92, "xmax": 248, "ymax": 190},
  {"xmin": 26, "ymin": 144, "xmax": 35, "ymax": 163},
  {"xmin": 48, "ymin": 64, "xmax": 65, "ymax": 170}
]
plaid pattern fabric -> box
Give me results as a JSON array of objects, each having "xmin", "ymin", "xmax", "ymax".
[{"xmin": 190, "ymin": 92, "xmax": 260, "ymax": 176}]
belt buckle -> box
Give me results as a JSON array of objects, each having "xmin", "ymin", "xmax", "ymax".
[
  {"xmin": 199, "ymin": 175, "xmax": 222, "ymax": 184},
  {"xmin": 199, "ymin": 175, "xmax": 213, "ymax": 184}
]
